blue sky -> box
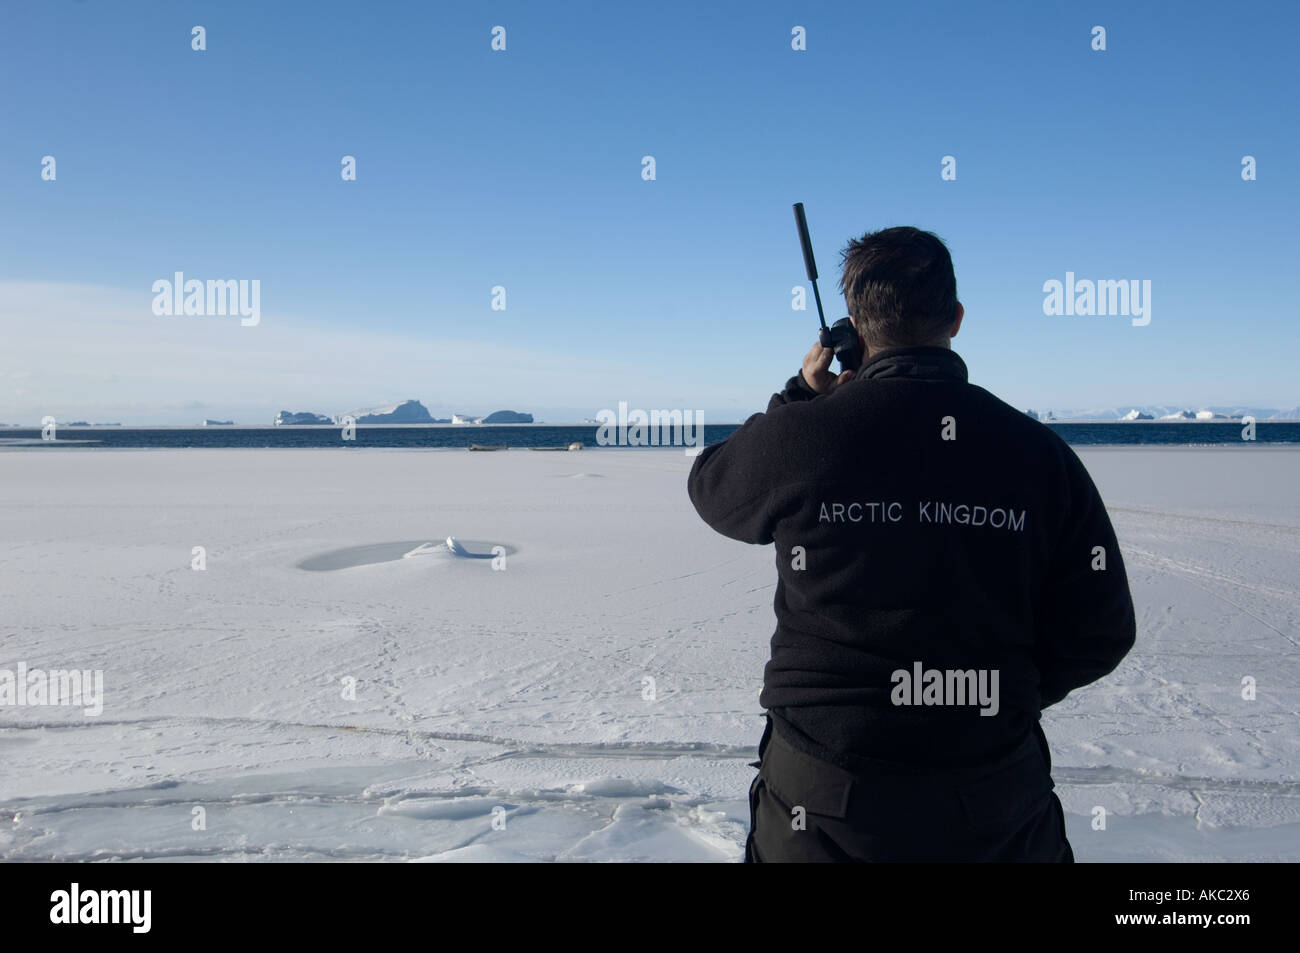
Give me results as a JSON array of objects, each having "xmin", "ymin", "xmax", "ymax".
[{"xmin": 2, "ymin": 0, "xmax": 1296, "ymax": 423}]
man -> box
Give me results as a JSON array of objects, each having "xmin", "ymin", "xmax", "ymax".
[{"xmin": 687, "ymin": 226, "xmax": 1136, "ymax": 862}]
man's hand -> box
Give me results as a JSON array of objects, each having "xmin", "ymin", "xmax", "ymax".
[{"xmin": 800, "ymin": 340, "xmax": 856, "ymax": 395}]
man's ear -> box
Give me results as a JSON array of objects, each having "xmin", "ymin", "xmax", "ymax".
[
  {"xmin": 950, "ymin": 302, "xmax": 965, "ymax": 339},
  {"xmin": 849, "ymin": 315, "xmax": 869, "ymax": 354}
]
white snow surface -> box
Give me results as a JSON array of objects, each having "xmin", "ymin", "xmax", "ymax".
[{"xmin": 0, "ymin": 446, "xmax": 1296, "ymax": 862}]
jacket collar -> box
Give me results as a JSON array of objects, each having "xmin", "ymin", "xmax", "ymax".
[{"xmin": 857, "ymin": 345, "xmax": 968, "ymax": 383}]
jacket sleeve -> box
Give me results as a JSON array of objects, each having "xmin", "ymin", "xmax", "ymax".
[
  {"xmin": 1034, "ymin": 447, "xmax": 1137, "ymax": 708},
  {"xmin": 687, "ymin": 372, "xmax": 815, "ymax": 544},
  {"xmin": 767, "ymin": 372, "xmax": 819, "ymax": 410}
]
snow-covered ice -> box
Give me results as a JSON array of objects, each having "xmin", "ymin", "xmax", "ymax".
[{"xmin": 0, "ymin": 446, "xmax": 1296, "ymax": 861}]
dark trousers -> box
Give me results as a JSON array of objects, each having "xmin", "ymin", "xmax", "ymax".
[{"xmin": 744, "ymin": 715, "xmax": 1074, "ymax": 862}]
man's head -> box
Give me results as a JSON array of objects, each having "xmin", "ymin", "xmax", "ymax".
[{"xmin": 838, "ymin": 226, "xmax": 963, "ymax": 355}]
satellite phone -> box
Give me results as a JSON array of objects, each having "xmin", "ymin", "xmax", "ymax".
[{"xmin": 792, "ymin": 202, "xmax": 862, "ymax": 373}]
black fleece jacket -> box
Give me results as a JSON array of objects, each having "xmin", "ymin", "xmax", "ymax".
[{"xmin": 688, "ymin": 346, "xmax": 1136, "ymax": 773}]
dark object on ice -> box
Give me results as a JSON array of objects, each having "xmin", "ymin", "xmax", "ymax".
[
  {"xmin": 468, "ymin": 443, "xmax": 508, "ymax": 451},
  {"xmin": 689, "ymin": 222, "xmax": 1135, "ymax": 862}
]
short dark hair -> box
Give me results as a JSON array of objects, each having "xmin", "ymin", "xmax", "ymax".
[{"xmin": 838, "ymin": 226, "xmax": 958, "ymax": 349}]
